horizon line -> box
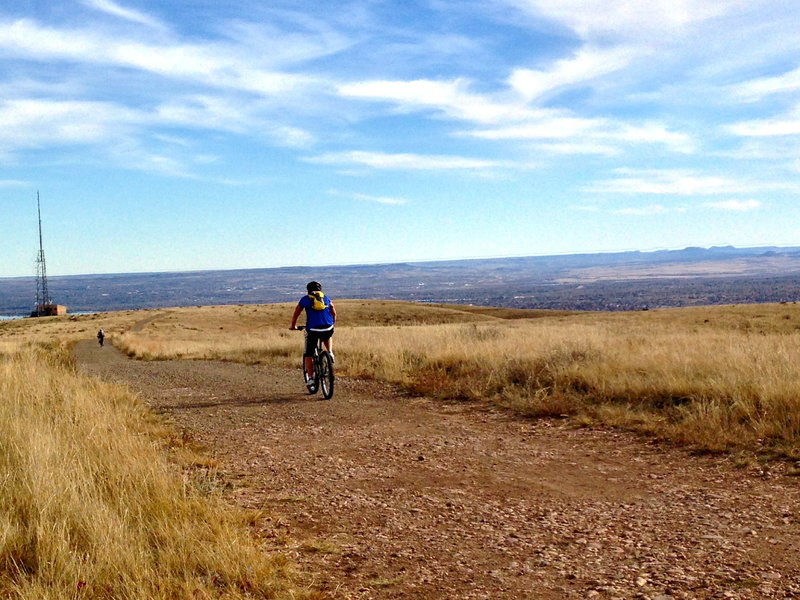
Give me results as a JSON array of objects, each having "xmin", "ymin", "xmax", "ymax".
[{"xmin": 3, "ymin": 242, "xmax": 799, "ymax": 281}]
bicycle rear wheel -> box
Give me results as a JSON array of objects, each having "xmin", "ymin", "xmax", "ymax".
[
  {"xmin": 303, "ymin": 358, "xmax": 318, "ymax": 394},
  {"xmin": 319, "ymin": 351, "xmax": 334, "ymax": 399}
]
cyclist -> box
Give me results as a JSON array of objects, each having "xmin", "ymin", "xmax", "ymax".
[
  {"xmin": 97, "ymin": 328, "xmax": 105, "ymax": 347},
  {"xmin": 289, "ymin": 281, "xmax": 337, "ymax": 382}
]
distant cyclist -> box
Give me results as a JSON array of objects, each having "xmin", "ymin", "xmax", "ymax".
[
  {"xmin": 289, "ymin": 281, "xmax": 337, "ymax": 380},
  {"xmin": 97, "ymin": 328, "xmax": 105, "ymax": 347}
]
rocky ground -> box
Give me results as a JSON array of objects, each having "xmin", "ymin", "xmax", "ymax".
[{"xmin": 74, "ymin": 339, "xmax": 800, "ymax": 599}]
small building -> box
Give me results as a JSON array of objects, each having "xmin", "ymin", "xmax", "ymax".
[{"xmin": 31, "ymin": 304, "xmax": 67, "ymax": 317}]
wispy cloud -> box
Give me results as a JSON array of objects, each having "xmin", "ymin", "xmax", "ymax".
[
  {"xmin": 305, "ymin": 150, "xmax": 515, "ymax": 171},
  {"xmin": 576, "ymin": 199, "xmax": 761, "ymax": 216},
  {"xmin": 585, "ymin": 169, "xmax": 753, "ymax": 196},
  {"xmin": 507, "ymin": 0, "xmax": 732, "ymax": 41},
  {"xmin": 467, "ymin": 113, "xmax": 600, "ymax": 140},
  {"xmin": 338, "ymin": 78, "xmax": 536, "ymax": 125},
  {"xmin": 508, "ymin": 46, "xmax": 637, "ymax": 100},
  {"xmin": 352, "ymin": 192, "xmax": 407, "ymax": 205},
  {"xmin": 81, "ymin": 0, "xmax": 166, "ymax": 30},
  {"xmin": 728, "ymin": 109, "xmax": 800, "ymax": 137},
  {"xmin": 704, "ymin": 199, "xmax": 763, "ymax": 212},
  {"xmin": 731, "ymin": 66, "xmax": 800, "ymax": 102},
  {"xmin": 575, "ymin": 201, "xmax": 686, "ymax": 216},
  {"xmin": 471, "ymin": 119, "xmax": 694, "ymax": 153},
  {"xmin": 154, "ymin": 95, "xmax": 315, "ymax": 146},
  {"xmin": 329, "ymin": 190, "xmax": 408, "ymax": 205},
  {"xmin": 531, "ymin": 141, "xmax": 619, "ymax": 156},
  {"xmin": 0, "ymin": 98, "xmax": 143, "ymax": 150},
  {"xmin": 340, "ymin": 75, "xmax": 694, "ymax": 155},
  {"xmin": 612, "ymin": 204, "xmax": 670, "ymax": 216},
  {"xmin": 0, "ymin": 18, "xmax": 320, "ymax": 96}
]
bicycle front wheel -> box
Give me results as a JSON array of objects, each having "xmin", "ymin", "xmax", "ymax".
[{"xmin": 319, "ymin": 351, "xmax": 334, "ymax": 399}]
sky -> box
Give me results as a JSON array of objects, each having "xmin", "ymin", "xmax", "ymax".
[{"xmin": 2, "ymin": 0, "xmax": 800, "ymax": 277}]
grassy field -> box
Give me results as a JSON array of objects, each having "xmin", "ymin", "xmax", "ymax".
[
  {"xmin": 0, "ymin": 338, "xmax": 317, "ymax": 599},
  {"xmin": 98, "ymin": 300, "xmax": 800, "ymax": 458},
  {"xmin": 2, "ymin": 299, "xmax": 799, "ymax": 594}
]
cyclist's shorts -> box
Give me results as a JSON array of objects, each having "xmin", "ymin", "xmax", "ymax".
[{"xmin": 305, "ymin": 328, "xmax": 334, "ymax": 357}]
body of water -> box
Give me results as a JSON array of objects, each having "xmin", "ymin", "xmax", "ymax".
[{"xmin": 1, "ymin": 312, "xmax": 99, "ymax": 320}]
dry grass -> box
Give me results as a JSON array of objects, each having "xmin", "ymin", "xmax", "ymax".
[
  {"xmin": 106, "ymin": 301, "xmax": 800, "ymax": 457},
  {"xmin": 8, "ymin": 300, "xmax": 800, "ymax": 457},
  {"xmin": 0, "ymin": 311, "xmax": 142, "ymax": 345},
  {"xmin": 0, "ymin": 342, "xmax": 316, "ymax": 599},
  {"xmin": 109, "ymin": 301, "xmax": 552, "ymax": 362}
]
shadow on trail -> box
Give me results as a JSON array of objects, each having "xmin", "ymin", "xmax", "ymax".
[
  {"xmin": 73, "ymin": 338, "xmax": 326, "ymax": 412},
  {"xmin": 152, "ymin": 395, "xmax": 321, "ymax": 411}
]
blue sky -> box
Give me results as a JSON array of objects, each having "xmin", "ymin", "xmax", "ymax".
[{"xmin": 2, "ymin": 0, "xmax": 800, "ymax": 277}]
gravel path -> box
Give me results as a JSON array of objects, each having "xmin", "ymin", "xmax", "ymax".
[{"xmin": 74, "ymin": 339, "xmax": 800, "ymax": 600}]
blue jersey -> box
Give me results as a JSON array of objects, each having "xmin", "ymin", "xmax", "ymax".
[{"xmin": 298, "ymin": 294, "xmax": 335, "ymax": 330}]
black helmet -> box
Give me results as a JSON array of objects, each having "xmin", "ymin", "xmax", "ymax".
[{"xmin": 306, "ymin": 281, "xmax": 322, "ymax": 292}]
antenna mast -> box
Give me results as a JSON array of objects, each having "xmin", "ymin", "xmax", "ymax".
[{"xmin": 35, "ymin": 191, "xmax": 51, "ymax": 315}]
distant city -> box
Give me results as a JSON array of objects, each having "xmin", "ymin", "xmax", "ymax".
[{"xmin": 2, "ymin": 245, "xmax": 800, "ymax": 317}]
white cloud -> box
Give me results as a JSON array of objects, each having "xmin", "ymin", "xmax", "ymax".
[
  {"xmin": 341, "ymin": 75, "xmax": 695, "ymax": 156},
  {"xmin": 305, "ymin": 150, "xmax": 513, "ymax": 171},
  {"xmin": 154, "ymin": 95, "xmax": 315, "ymax": 147},
  {"xmin": 0, "ymin": 98, "xmax": 142, "ymax": 149},
  {"xmin": 471, "ymin": 118, "xmax": 693, "ymax": 154},
  {"xmin": 509, "ymin": 46, "xmax": 637, "ymax": 100},
  {"xmin": 610, "ymin": 124, "xmax": 695, "ymax": 153},
  {"xmin": 81, "ymin": 0, "xmax": 166, "ymax": 30},
  {"xmin": 586, "ymin": 169, "xmax": 748, "ymax": 196},
  {"xmin": 0, "ymin": 19, "xmax": 95, "ymax": 57},
  {"xmin": 352, "ymin": 192, "xmax": 407, "ymax": 205},
  {"xmin": 508, "ymin": 0, "xmax": 732, "ymax": 40},
  {"xmin": 731, "ymin": 65, "xmax": 800, "ymax": 102},
  {"xmin": 330, "ymin": 191, "xmax": 408, "ymax": 205},
  {"xmin": 704, "ymin": 199, "xmax": 762, "ymax": 211},
  {"xmin": 0, "ymin": 19, "xmax": 317, "ymax": 96},
  {"xmin": 728, "ymin": 114, "xmax": 800, "ymax": 137},
  {"xmin": 338, "ymin": 78, "xmax": 536, "ymax": 125},
  {"xmin": 469, "ymin": 114, "xmax": 600, "ymax": 140},
  {"xmin": 532, "ymin": 141, "xmax": 619, "ymax": 156},
  {"xmin": 612, "ymin": 204, "xmax": 670, "ymax": 216}
]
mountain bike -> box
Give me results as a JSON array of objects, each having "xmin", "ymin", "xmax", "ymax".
[{"xmin": 296, "ymin": 326, "xmax": 334, "ymax": 399}]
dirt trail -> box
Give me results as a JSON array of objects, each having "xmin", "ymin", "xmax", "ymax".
[{"xmin": 74, "ymin": 339, "xmax": 800, "ymax": 599}]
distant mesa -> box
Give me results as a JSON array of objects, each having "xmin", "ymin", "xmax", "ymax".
[{"xmin": 3, "ymin": 243, "xmax": 800, "ymax": 316}]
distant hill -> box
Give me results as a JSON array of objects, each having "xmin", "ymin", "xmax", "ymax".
[{"xmin": 2, "ymin": 245, "xmax": 800, "ymax": 316}]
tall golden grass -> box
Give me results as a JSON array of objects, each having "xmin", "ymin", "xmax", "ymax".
[
  {"xmin": 0, "ymin": 343, "xmax": 314, "ymax": 599},
  {"xmin": 344, "ymin": 319, "xmax": 800, "ymax": 453},
  {"xmin": 111, "ymin": 301, "xmax": 800, "ymax": 456}
]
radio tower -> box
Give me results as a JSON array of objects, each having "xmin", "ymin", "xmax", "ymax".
[{"xmin": 34, "ymin": 191, "xmax": 51, "ymax": 316}]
